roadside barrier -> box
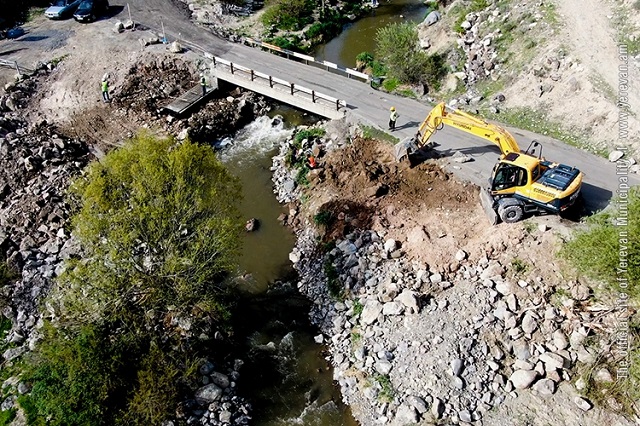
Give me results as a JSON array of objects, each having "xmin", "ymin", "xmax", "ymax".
[{"xmin": 244, "ymin": 37, "xmax": 371, "ymax": 83}]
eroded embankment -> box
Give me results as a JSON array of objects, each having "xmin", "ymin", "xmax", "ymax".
[{"xmin": 271, "ymin": 120, "xmax": 635, "ymax": 426}]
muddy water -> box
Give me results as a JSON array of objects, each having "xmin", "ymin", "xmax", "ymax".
[
  {"xmin": 313, "ymin": 0, "xmax": 429, "ymax": 68},
  {"xmin": 217, "ymin": 107, "xmax": 357, "ymax": 425}
]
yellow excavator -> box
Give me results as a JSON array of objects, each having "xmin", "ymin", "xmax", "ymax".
[{"xmin": 394, "ymin": 102, "xmax": 584, "ymax": 224}]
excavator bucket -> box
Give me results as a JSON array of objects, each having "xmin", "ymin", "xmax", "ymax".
[
  {"xmin": 479, "ymin": 187, "xmax": 499, "ymax": 225},
  {"xmin": 394, "ymin": 137, "xmax": 419, "ymax": 162}
]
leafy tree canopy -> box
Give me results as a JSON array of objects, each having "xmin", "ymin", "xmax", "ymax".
[
  {"xmin": 375, "ymin": 22, "xmax": 447, "ymax": 86},
  {"xmin": 57, "ymin": 133, "xmax": 243, "ymax": 329}
]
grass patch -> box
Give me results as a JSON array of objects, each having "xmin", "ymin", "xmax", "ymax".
[
  {"xmin": 360, "ymin": 125, "xmax": 399, "ymax": 145},
  {"xmin": 352, "ymin": 300, "xmax": 364, "ymax": 317},
  {"xmin": 540, "ymin": 2, "xmax": 560, "ymax": 29},
  {"xmin": 295, "ymin": 165, "xmax": 310, "ymax": 187},
  {"xmin": 50, "ymin": 54, "xmax": 70, "ymax": 68},
  {"xmin": 476, "ymin": 78, "xmax": 505, "ymax": 99},
  {"xmin": 522, "ymin": 220, "xmax": 536, "ymax": 235},
  {"xmin": 374, "ymin": 374, "xmax": 395, "ymax": 402},
  {"xmin": 560, "ymin": 189, "xmax": 639, "ymax": 298},
  {"xmin": 26, "ymin": 7, "xmax": 45, "ymax": 22},
  {"xmin": 323, "ymin": 259, "xmax": 343, "ymax": 300},
  {"xmin": 510, "ymin": 257, "xmax": 528, "ymax": 275},
  {"xmin": 560, "ymin": 189, "xmax": 639, "ymax": 414},
  {"xmin": 351, "ymin": 331, "xmax": 362, "ymax": 344},
  {"xmin": 484, "ymin": 106, "xmax": 606, "ymax": 157},
  {"xmin": 397, "ymin": 88, "xmax": 416, "ymax": 98},
  {"xmin": 0, "ymin": 408, "xmax": 16, "ymax": 425},
  {"xmin": 294, "ymin": 127, "xmax": 325, "ymax": 145},
  {"xmin": 589, "ymin": 73, "xmax": 617, "ymax": 104},
  {"xmin": 612, "ymin": 4, "xmax": 640, "ymax": 55}
]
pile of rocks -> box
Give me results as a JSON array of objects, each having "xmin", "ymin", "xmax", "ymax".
[
  {"xmin": 268, "ymin": 125, "xmax": 608, "ymax": 424},
  {"xmin": 285, "ymin": 225, "xmax": 604, "ymax": 425},
  {"xmin": 0, "ymin": 77, "xmax": 92, "ymax": 352},
  {"xmin": 454, "ymin": 10, "xmax": 502, "ymax": 85},
  {"xmin": 174, "ymin": 360, "xmax": 251, "ymax": 426}
]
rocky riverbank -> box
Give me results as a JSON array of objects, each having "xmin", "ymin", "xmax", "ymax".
[
  {"xmin": 0, "ymin": 61, "xmax": 270, "ymax": 425},
  {"xmin": 270, "ymin": 119, "xmax": 636, "ymax": 426}
]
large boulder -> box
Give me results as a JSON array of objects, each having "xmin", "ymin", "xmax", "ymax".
[
  {"xmin": 509, "ymin": 370, "xmax": 539, "ymax": 389},
  {"xmin": 195, "ymin": 384, "xmax": 223, "ymax": 404}
]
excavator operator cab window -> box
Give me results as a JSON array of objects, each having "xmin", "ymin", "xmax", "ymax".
[{"xmin": 492, "ymin": 164, "xmax": 528, "ymax": 191}]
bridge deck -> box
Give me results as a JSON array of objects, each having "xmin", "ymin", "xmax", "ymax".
[{"xmin": 164, "ymin": 82, "xmax": 217, "ymax": 115}]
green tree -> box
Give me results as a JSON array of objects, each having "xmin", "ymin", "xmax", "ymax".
[
  {"xmin": 375, "ymin": 22, "xmax": 447, "ymax": 86},
  {"xmin": 261, "ymin": 0, "xmax": 314, "ymax": 31},
  {"xmin": 55, "ymin": 133, "xmax": 243, "ymax": 329},
  {"xmin": 21, "ymin": 133, "xmax": 243, "ymax": 425}
]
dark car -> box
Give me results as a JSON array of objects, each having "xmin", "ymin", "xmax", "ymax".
[
  {"xmin": 45, "ymin": 0, "xmax": 82, "ymax": 19},
  {"xmin": 73, "ymin": 0, "xmax": 109, "ymax": 22}
]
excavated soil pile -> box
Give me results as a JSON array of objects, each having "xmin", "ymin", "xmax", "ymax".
[
  {"xmin": 114, "ymin": 57, "xmax": 195, "ymax": 115},
  {"xmin": 320, "ymin": 137, "xmax": 476, "ymax": 211},
  {"xmin": 306, "ymin": 136, "xmax": 521, "ymax": 273}
]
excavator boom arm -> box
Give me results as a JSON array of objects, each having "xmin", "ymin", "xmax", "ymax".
[{"xmin": 416, "ymin": 102, "xmax": 520, "ymax": 156}]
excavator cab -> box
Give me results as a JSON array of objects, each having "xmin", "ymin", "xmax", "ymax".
[{"xmin": 491, "ymin": 163, "xmax": 528, "ymax": 192}]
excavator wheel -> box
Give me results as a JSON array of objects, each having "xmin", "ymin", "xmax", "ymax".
[{"xmin": 498, "ymin": 204, "xmax": 524, "ymax": 223}]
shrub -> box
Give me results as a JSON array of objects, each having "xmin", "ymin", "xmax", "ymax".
[
  {"xmin": 314, "ymin": 210, "xmax": 334, "ymax": 227},
  {"xmin": 267, "ymin": 35, "xmax": 304, "ymax": 52},
  {"xmin": 375, "ymin": 22, "xmax": 446, "ymax": 86},
  {"xmin": 356, "ymin": 51, "xmax": 374, "ymax": 67},
  {"xmin": 261, "ymin": 0, "xmax": 314, "ymax": 31},
  {"xmin": 58, "ymin": 133, "xmax": 243, "ymax": 328},
  {"xmin": 21, "ymin": 324, "xmax": 136, "ymax": 426},
  {"xmin": 294, "ymin": 128, "xmax": 326, "ymax": 145},
  {"xmin": 382, "ymin": 77, "xmax": 400, "ymax": 92},
  {"xmin": 323, "ymin": 259, "xmax": 343, "ymax": 299}
]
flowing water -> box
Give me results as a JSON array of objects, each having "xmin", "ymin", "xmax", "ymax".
[
  {"xmin": 313, "ymin": 0, "xmax": 430, "ymax": 68},
  {"xmin": 215, "ymin": 2, "xmax": 431, "ymax": 420},
  {"xmin": 217, "ymin": 107, "xmax": 357, "ymax": 425}
]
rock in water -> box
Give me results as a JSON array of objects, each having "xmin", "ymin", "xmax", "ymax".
[{"xmin": 245, "ymin": 218, "xmax": 259, "ymax": 232}]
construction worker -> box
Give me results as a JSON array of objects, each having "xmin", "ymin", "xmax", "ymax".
[
  {"xmin": 101, "ymin": 78, "xmax": 110, "ymax": 102},
  {"xmin": 200, "ymin": 73, "xmax": 206, "ymax": 96},
  {"xmin": 389, "ymin": 106, "xmax": 398, "ymax": 130}
]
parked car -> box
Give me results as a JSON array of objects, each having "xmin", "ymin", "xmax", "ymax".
[
  {"xmin": 44, "ymin": 0, "xmax": 82, "ymax": 19},
  {"xmin": 73, "ymin": 0, "xmax": 109, "ymax": 22}
]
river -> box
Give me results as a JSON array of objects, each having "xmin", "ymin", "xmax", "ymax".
[
  {"xmin": 215, "ymin": 1, "xmax": 430, "ymax": 422},
  {"xmin": 218, "ymin": 109, "xmax": 357, "ymax": 425},
  {"xmin": 314, "ymin": 0, "xmax": 430, "ymax": 68}
]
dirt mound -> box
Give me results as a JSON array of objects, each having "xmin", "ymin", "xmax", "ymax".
[
  {"xmin": 114, "ymin": 57, "xmax": 196, "ymax": 115},
  {"xmin": 307, "ymin": 136, "xmax": 528, "ymax": 273},
  {"xmin": 320, "ymin": 136, "xmax": 476, "ymax": 212}
]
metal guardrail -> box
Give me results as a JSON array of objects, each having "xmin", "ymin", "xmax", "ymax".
[
  {"xmin": 0, "ymin": 59, "xmax": 30, "ymax": 75},
  {"xmin": 244, "ymin": 37, "xmax": 371, "ymax": 82},
  {"xmin": 209, "ymin": 54, "xmax": 348, "ymax": 114}
]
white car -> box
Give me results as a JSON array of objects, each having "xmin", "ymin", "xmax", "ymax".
[{"xmin": 44, "ymin": 0, "xmax": 82, "ymax": 19}]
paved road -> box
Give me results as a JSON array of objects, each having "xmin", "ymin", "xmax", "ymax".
[
  {"xmin": 127, "ymin": 0, "xmax": 638, "ymax": 214},
  {"xmin": 6, "ymin": 1, "xmax": 637, "ymax": 214}
]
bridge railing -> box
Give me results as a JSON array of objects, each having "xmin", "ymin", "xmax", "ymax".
[
  {"xmin": 244, "ymin": 37, "xmax": 371, "ymax": 82},
  {"xmin": 211, "ymin": 56, "xmax": 348, "ymax": 113},
  {"xmin": 0, "ymin": 59, "xmax": 31, "ymax": 75}
]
